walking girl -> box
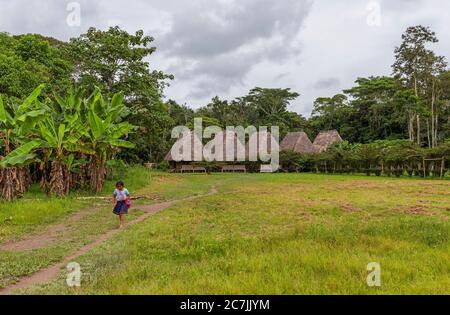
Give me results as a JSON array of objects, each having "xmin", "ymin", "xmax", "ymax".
[{"xmin": 113, "ymin": 180, "xmax": 131, "ymax": 229}]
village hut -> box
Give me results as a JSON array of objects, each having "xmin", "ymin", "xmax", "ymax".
[
  {"xmin": 204, "ymin": 130, "xmax": 246, "ymax": 162},
  {"xmin": 243, "ymin": 131, "xmax": 279, "ymax": 172},
  {"xmin": 312, "ymin": 130, "xmax": 343, "ymax": 153},
  {"xmin": 164, "ymin": 131, "xmax": 203, "ymax": 171},
  {"xmin": 280, "ymin": 132, "xmax": 314, "ymax": 154},
  {"xmin": 165, "ymin": 130, "xmax": 247, "ymax": 171}
]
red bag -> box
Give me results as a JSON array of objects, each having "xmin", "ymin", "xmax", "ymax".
[{"xmin": 119, "ymin": 190, "xmax": 131, "ymax": 208}]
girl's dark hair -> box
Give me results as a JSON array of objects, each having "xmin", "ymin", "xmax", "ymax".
[{"xmin": 116, "ymin": 180, "xmax": 124, "ymax": 188}]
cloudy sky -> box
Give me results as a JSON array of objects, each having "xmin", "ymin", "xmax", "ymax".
[{"xmin": 0, "ymin": 0, "xmax": 449, "ymax": 116}]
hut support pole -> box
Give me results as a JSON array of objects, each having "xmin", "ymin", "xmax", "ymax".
[{"xmin": 423, "ymin": 158, "xmax": 426, "ymax": 178}]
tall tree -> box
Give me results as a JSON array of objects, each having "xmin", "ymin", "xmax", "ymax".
[
  {"xmin": 392, "ymin": 25, "xmax": 448, "ymax": 146},
  {"xmin": 243, "ymin": 87, "xmax": 302, "ymax": 136},
  {"xmin": 0, "ymin": 33, "xmax": 73, "ymax": 101},
  {"xmin": 69, "ymin": 27, "xmax": 173, "ymax": 163}
]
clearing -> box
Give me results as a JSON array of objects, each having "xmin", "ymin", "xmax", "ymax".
[{"xmin": 0, "ymin": 169, "xmax": 449, "ymax": 294}]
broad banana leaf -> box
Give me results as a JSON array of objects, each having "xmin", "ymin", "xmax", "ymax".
[
  {"xmin": 112, "ymin": 122, "xmax": 135, "ymax": 139},
  {"xmin": 108, "ymin": 139, "xmax": 135, "ymax": 149},
  {"xmin": 17, "ymin": 84, "xmax": 45, "ymax": 115},
  {"xmin": 89, "ymin": 88, "xmax": 103, "ymax": 115},
  {"xmin": 0, "ymin": 140, "xmax": 42, "ymax": 167},
  {"xmin": 0, "ymin": 95, "xmax": 6, "ymax": 123},
  {"xmin": 64, "ymin": 113, "xmax": 79, "ymax": 126},
  {"xmin": 58, "ymin": 124, "xmax": 66, "ymax": 146},
  {"xmin": 88, "ymin": 110, "xmax": 105, "ymax": 140},
  {"xmin": 39, "ymin": 123, "xmax": 58, "ymax": 148},
  {"xmin": 108, "ymin": 92, "xmax": 124, "ymax": 122},
  {"xmin": 20, "ymin": 116, "xmax": 45, "ymax": 134},
  {"xmin": 53, "ymin": 93, "xmax": 66, "ymax": 114},
  {"xmin": 16, "ymin": 109, "xmax": 47, "ymax": 122}
]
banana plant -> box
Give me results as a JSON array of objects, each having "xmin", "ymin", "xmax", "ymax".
[
  {"xmin": 85, "ymin": 89, "xmax": 135, "ymax": 192},
  {"xmin": 36, "ymin": 104, "xmax": 86, "ymax": 196},
  {"xmin": 0, "ymin": 85, "xmax": 46, "ymax": 200}
]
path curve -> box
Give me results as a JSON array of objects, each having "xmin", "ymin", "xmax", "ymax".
[{"xmin": 0, "ymin": 187, "xmax": 217, "ymax": 295}]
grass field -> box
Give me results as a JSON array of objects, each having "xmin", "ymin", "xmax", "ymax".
[{"xmin": 1, "ymin": 170, "xmax": 449, "ymax": 294}]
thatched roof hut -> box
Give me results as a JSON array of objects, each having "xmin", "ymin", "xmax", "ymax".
[
  {"xmin": 164, "ymin": 131, "xmax": 203, "ymax": 162},
  {"xmin": 280, "ymin": 132, "xmax": 314, "ymax": 154},
  {"xmin": 206, "ymin": 130, "xmax": 246, "ymax": 162},
  {"xmin": 164, "ymin": 130, "xmax": 280, "ymax": 167},
  {"xmin": 312, "ymin": 130, "xmax": 343, "ymax": 153},
  {"xmin": 164, "ymin": 130, "xmax": 246, "ymax": 162}
]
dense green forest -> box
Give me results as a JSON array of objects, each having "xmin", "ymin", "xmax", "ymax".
[
  {"xmin": 0, "ymin": 25, "xmax": 449, "ymax": 200},
  {"xmin": 1, "ymin": 26, "xmax": 449, "ymax": 162}
]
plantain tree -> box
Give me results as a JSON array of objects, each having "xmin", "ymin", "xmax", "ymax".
[
  {"xmin": 36, "ymin": 110, "xmax": 86, "ymax": 196},
  {"xmin": 0, "ymin": 85, "xmax": 46, "ymax": 200},
  {"xmin": 1, "ymin": 86, "xmax": 136, "ymax": 199},
  {"xmin": 84, "ymin": 89, "xmax": 135, "ymax": 193}
]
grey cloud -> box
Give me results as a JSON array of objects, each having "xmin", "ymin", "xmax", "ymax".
[
  {"xmin": 0, "ymin": 0, "xmax": 101, "ymax": 40},
  {"xmin": 1, "ymin": 0, "xmax": 448, "ymax": 115},
  {"xmin": 274, "ymin": 72, "xmax": 290, "ymax": 81},
  {"xmin": 159, "ymin": 0, "xmax": 311, "ymax": 58},
  {"xmin": 314, "ymin": 78, "xmax": 341, "ymax": 90},
  {"xmin": 380, "ymin": 0, "xmax": 425, "ymax": 11},
  {"xmin": 158, "ymin": 0, "xmax": 312, "ymax": 101}
]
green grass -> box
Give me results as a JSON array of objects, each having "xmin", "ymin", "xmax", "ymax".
[
  {"xmin": 6, "ymin": 173, "xmax": 447, "ymax": 295},
  {"xmin": 0, "ymin": 167, "xmax": 214, "ymax": 288},
  {"xmin": 0, "ymin": 166, "xmax": 156, "ymax": 243}
]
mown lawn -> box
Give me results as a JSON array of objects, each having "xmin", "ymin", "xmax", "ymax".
[{"xmin": 4, "ymin": 173, "xmax": 447, "ymax": 295}]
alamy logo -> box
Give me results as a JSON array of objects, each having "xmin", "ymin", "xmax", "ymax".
[
  {"xmin": 66, "ymin": 262, "xmax": 81, "ymax": 287},
  {"xmin": 171, "ymin": 118, "xmax": 280, "ymax": 172},
  {"xmin": 366, "ymin": 262, "xmax": 381, "ymax": 287},
  {"xmin": 366, "ymin": 1, "xmax": 382, "ymax": 27},
  {"xmin": 66, "ymin": 2, "xmax": 81, "ymax": 27}
]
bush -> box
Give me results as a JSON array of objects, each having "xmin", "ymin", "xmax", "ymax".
[{"xmin": 158, "ymin": 160, "xmax": 169, "ymax": 171}]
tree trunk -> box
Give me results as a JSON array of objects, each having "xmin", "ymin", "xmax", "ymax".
[
  {"xmin": 407, "ymin": 112, "xmax": 417, "ymax": 143},
  {"xmin": 0, "ymin": 167, "xmax": 22, "ymax": 201},
  {"xmin": 416, "ymin": 115, "xmax": 421, "ymax": 146},
  {"xmin": 431, "ymin": 80, "xmax": 436, "ymax": 148},
  {"xmin": 89, "ymin": 156, "xmax": 106, "ymax": 193},
  {"xmin": 50, "ymin": 158, "xmax": 67, "ymax": 197},
  {"xmin": 17, "ymin": 167, "xmax": 31, "ymax": 194},
  {"xmin": 63, "ymin": 166, "xmax": 72, "ymax": 195},
  {"xmin": 79, "ymin": 154, "xmax": 88, "ymax": 188},
  {"xmin": 40, "ymin": 163, "xmax": 49, "ymax": 195},
  {"xmin": 434, "ymin": 112, "xmax": 439, "ymax": 148}
]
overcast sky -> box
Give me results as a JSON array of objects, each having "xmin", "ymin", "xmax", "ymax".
[{"xmin": 0, "ymin": 0, "xmax": 449, "ymax": 116}]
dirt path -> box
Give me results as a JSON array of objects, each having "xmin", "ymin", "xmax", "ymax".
[
  {"xmin": 0, "ymin": 205, "xmax": 107, "ymax": 252},
  {"xmin": 0, "ymin": 187, "xmax": 217, "ymax": 295}
]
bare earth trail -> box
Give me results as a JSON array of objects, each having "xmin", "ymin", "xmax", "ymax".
[
  {"xmin": 0, "ymin": 187, "xmax": 218, "ymax": 295},
  {"xmin": 1, "ymin": 205, "xmax": 107, "ymax": 251}
]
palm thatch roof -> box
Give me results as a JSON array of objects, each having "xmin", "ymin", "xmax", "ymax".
[
  {"xmin": 165, "ymin": 130, "xmax": 246, "ymax": 162},
  {"xmin": 280, "ymin": 132, "xmax": 314, "ymax": 154},
  {"xmin": 165, "ymin": 130, "xmax": 280, "ymax": 162},
  {"xmin": 312, "ymin": 130, "xmax": 343, "ymax": 153}
]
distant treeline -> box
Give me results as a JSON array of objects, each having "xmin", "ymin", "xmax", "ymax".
[
  {"xmin": 280, "ymin": 140, "xmax": 450, "ymax": 178},
  {"xmin": 1, "ymin": 25, "xmax": 449, "ymax": 167}
]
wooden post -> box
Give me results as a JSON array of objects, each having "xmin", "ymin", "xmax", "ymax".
[
  {"xmin": 441, "ymin": 157, "xmax": 445, "ymax": 179},
  {"xmin": 423, "ymin": 158, "xmax": 426, "ymax": 178}
]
